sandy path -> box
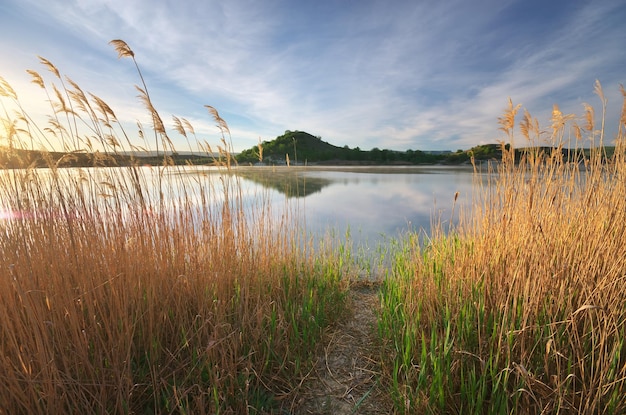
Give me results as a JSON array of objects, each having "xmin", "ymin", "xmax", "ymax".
[{"xmin": 290, "ymin": 285, "xmax": 393, "ymax": 414}]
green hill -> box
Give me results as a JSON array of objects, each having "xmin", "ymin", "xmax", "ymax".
[
  {"xmin": 235, "ymin": 130, "xmax": 450, "ymax": 165},
  {"xmin": 236, "ymin": 132, "xmax": 611, "ymax": 166},
  {"xmin": 236, "ymin": 130, "xmax": 349, "ymax": 164}
]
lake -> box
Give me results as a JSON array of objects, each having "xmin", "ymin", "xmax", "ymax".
[
  {"xmin": 1, "ymin": 165, "xmax": 480, "ymax": 249},
  {"xmin": 226, "ymin": 165, "xmax": 479, "ymax": 248}
]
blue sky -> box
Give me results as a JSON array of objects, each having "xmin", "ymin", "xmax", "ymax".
[{"xmin": 1, "ymin": 0, "xmax": 625, "ymax": 152}]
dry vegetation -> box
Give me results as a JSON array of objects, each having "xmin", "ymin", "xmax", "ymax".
[
  {"xmin": 378, "ymin": 82, "xmax": 626, "ymax": 413},
  {"xmin": 0, "ymin": 40, "xmax": 350, "ymax": 414},
  {"xmin": 3, "ymin": 38, "xmax": 626, "ymax": 415}
]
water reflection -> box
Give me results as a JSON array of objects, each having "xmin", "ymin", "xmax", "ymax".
[
  {"xmin": 1, "ymin": 165, "xmax": 479, "ymax": 249},
  {"xmin": 233, "ymin": 167, "xmax": 332, "ymax": 198},
  {"xmin": 231, "ymin": 165, "xmax": 477, "ymax": 246}
]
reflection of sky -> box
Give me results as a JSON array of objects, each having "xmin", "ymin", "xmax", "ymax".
[
  {"xmin": 174, "ymin": 167, "xmax": 479, "ymax": 247},
  {"xmin": 0, "ymin": 166, "xmax": 478, "ymax": 248},
  {"xmin": 241, "ymin": 168, "xmax": 473, "ymax": 246},
  {"xmin": 296, "ymin": 169, "xmax": 475, "ymax": 246}
]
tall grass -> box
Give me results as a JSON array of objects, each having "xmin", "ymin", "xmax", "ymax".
[
  {"xmin": 378, "ymin": 83, "xmax": 626, "ymax": 414},
  {"xmin": 0, "ymin": 40, "xmax": 348, "ymax": 414}
]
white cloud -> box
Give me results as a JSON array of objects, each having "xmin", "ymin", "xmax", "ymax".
[{"xmin": 1, "ymin": 0, "xmax": 624, "ymax": 152}]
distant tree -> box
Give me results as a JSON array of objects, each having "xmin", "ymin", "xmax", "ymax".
[
  {"xmin": 369, "ymin": 147, "xmax": 381, "ymax": 162},
  {"xmin": 444, "ymin": 151, "xmax": 470, "ymax": 163}
]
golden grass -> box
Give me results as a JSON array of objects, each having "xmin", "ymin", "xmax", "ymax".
[
  {"xmin": 379, "ymin": 82, "xmax": 626, "ymax": 413},
  {"xmin": 5, "ymin": 36, "xmax": 626, "ymax": 414},
  {"xmin": 0, "ymin": 40, "xmax": 349, "ymax": 413}
]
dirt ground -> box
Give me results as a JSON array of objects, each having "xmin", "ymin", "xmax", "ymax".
[{"xmin": 287, "ymin": 284, "xmax": 393, "ymax": 414}]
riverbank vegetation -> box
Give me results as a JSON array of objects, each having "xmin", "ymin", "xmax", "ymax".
[
  {"xmin": 0, "ymin": 40, "xmax": 351, "ymax": 414},
  {"xmin": 2, "ymin": 39, "xmax": 626, "ymax": 414},
  {"xmin": 378, "ymin": 86, "xmax": 626, "ymax": 414}
]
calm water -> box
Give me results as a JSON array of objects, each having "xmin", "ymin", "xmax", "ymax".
[
  {"xmin": 1, "ymin": 165, "xmax": 479, "ymax": 248},
  {"xmin": 231, "ymin": 165, "xmax": 478, "ymax": 247}
]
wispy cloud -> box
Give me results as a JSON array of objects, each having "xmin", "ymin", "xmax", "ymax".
[{"xmin": 1, "ymin": 0, "xmax": 624, "ymax": 151}]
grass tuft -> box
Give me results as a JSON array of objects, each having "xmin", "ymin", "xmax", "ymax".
[
  {"xmin": 0, "ymin": 40, "xmax": 349, "ymax": 414},
  {"xmin": 378, "ymin": 85, "xmax": 626, "ymax": 414}
]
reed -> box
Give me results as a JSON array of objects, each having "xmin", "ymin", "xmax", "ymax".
[
  {"xmin": 0, "ymin": 40, "xmax": 348, "ymax": 413},
  {"xmin": 378, "ymin": 83, "xmax": 626, "ymax": 414}
]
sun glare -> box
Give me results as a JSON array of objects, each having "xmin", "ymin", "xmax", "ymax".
[
  {"xmin": 0, "ymin": 207, "xmax": 22, "ymax": 220},
  {"xmin": 0, "ymin": 208, "xmax": 11, "ymax": 220}
]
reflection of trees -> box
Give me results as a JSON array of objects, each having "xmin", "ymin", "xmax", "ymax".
[{"xmin": 234, "ymin": 169, "xmax": 332, "ymax": 198}]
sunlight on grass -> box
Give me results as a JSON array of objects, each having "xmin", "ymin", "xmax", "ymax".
[
  {"xmin": 3, "ymin": 37, "xmax": 626, "ymax": 414},
  {"xmin": 378, "ymin": 83, "xmax": 626, "ymax": 414},
  {"xmin": 0, "ymin": 40, "xmax": 350, "ymax": 414}
]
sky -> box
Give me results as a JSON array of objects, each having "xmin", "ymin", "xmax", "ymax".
[{"xmin": 1, "ymin": 0, "xmax": 625, "ymax": 153}]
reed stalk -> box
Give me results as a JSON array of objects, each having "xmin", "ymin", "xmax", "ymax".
[
  {"xmin": 0, "ymin": 40, "xmax": 348, "ymax": 414},
  {"xmin": 379, "ymin": 83, "xmax": 626, "ymax": 414}
]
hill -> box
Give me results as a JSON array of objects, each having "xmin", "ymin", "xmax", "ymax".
[
  {"xmin": 236, "ymin": 132, "xmax": 616, "ymax": 166},
  {"xmin": 236, "ymin": 130, "xmax": 459, "ymax": 165},
  {"xmin": 237, "ymin": 131, "xmax": 345, "ymax": 164}
]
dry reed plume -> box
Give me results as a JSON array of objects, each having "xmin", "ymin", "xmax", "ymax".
[
  {"xmin": 379, "ymin": 82, "xmax": 626, "ymax": 414},
  {"xmin": 0, "ymin": 40, "xmax": 348, "ymax": 413}
]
